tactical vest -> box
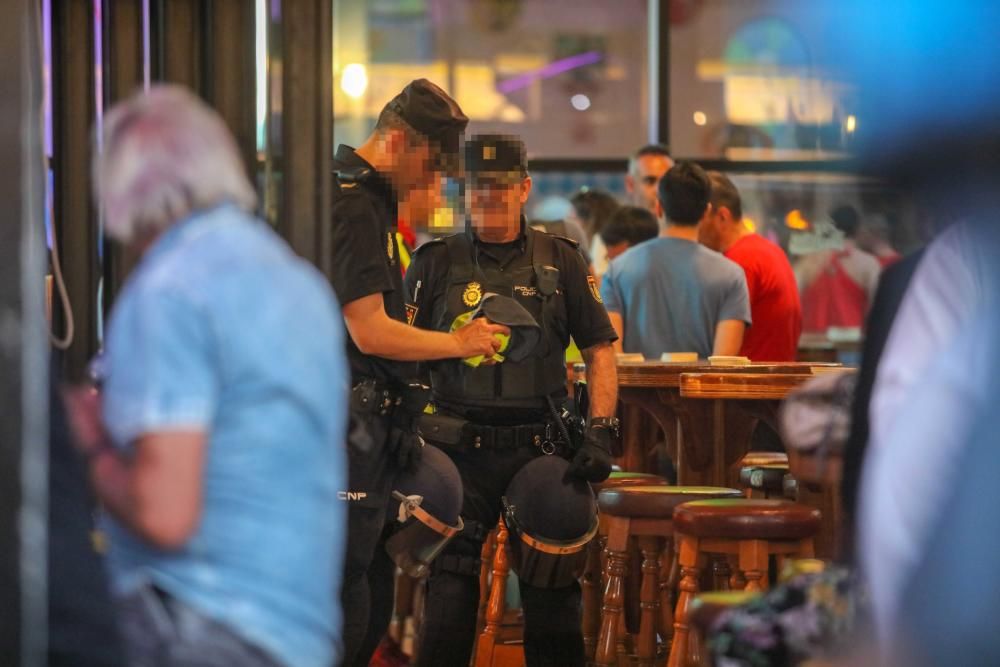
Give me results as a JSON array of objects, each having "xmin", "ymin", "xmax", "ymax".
[{"xmin": 430, "ymin": 229, "xmax": 569, "ymax": 411}]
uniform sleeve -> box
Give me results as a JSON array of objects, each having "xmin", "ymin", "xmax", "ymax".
[
  {"xmin": 103, "ymin": 288, "xmax": 218, "ymax": 446},
  {"xmin": 719, "ymin": 264, "xmax": 752, "ymax": 326},
  {"xmin": 562, "ymin": 245, "xmax": 618, "ymax": 350},
  {"xmin": 599, "ymin": 260, "xmax": 623, "ymax": 314},
  {"xmin": 329, "ymin": 193, "xmax": 395, "ymax": 306}
]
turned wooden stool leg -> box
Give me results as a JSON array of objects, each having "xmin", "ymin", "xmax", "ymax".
[
  {"xmin": 667, "ymin": 534, "xmax": 702, "ymax": 667},
  {"xmin": 739, "ymin": 540, "xmax": 769, "ymax": 593},
  {"xmin": 636, "ymin": 536, "xmax": 662, "ymax": 667},
  {"xmin": 582, "ymin": 534, "xmax": 603, "ymax": 660},
  {"xmin": 474, "ymin": 524, "xmax": 510, "ymax": 667},
  {"xmin": 727, "ymin": 555, "xmax": 745, "ymax": 590},
  {"xmin": 596, "ymin": 518, "xmax": 630, "ymax": 667},
  {"xmin": 476, "ymin": 531, "xmax": 496, "ymax": 636},
  {"xmin": 657, "ymin": 539, "xmax": 676, "ymax": 644}
]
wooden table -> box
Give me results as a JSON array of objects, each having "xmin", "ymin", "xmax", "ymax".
[{"xmin": 616, "ymin": 362, "xmax": 838, "ymax": 487}]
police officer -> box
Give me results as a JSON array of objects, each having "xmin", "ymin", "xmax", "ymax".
[
  {"xmin": 404, "ymin": 134, "xmax": 621, "ymax": 666},
  {"xmin": 329, "ymin": 81, "xmax": 509, "ymax": 666}
]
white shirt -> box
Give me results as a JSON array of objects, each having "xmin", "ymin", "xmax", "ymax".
[{"xmin": 859, "ymin": 221, "xmax": 995, "ymax": 649}]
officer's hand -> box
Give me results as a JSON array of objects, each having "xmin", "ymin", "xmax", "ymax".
[
  {"xmin": 565, "ymin": 426, "xmax": 613, "ymax": 483},
  {"xmin": 388, "ymin": 426, "xmax": 425, "ymax": 472},
  {"xmin": 452, "ymin": 318, "xmax": 511, "ymax": 358}
]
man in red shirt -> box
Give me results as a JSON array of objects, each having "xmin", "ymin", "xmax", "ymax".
[{"xmin": 698, "ymin": 171, "xmax": 802, "ymax": 361}]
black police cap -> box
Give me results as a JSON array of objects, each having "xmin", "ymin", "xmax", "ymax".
[
  {"xmin": 465, "ymin": 134, "xmax": 527, "ymax": 181},
  {"xmin": 382, "ymin": 79, "xmax": 469, "ymax": 156},
  {"xmin": 472, "ymin": 294, "xmax": 541, "ymax": 363}
]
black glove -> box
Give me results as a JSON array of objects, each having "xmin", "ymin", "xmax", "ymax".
[
  {"xmin": 565, "ymin": 426, "xmax": 613, "ymax": 483},
  {"xmin": 387, "ymin": 425, "xmax": 424, "ymax": 472}
]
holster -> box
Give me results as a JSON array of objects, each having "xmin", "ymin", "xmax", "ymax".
[
  {"xmin": 415, "ymin": 413, "xmax": 468, "ymax": 447},
  {"xmin": 351, "ymin": 380, "xmax": 430, "ymax": 426}
]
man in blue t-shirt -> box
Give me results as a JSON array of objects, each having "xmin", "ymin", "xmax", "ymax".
[
  {"xmin": 601, "ymin": 161, "xmax": 750, "ymax": 359},
  {"xmin": 67, "ymin": 86, "xmax": 347, "ymax": 667}
]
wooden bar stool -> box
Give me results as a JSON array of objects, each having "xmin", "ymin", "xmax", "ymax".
[
  {"xmin": 584, "ymin": 473, "xmax": 669, "ymax": 661},
  {"xmin": 473, "ymin": 521, "xmax": 524, "ymax": 667},
  {"xmin": 595, "ymin": 486, "xmax": 743, "ymax": 667},
  {"xmin": 667, "ymin": 499, "xmax": 821, "ymax": 667}
]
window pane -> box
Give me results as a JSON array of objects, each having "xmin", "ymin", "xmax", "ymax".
[
  {"xmin": 333, "ymin": 0, "xmax": 649, "ymax": 158},
  {"xmin": 669, "ymin": 1, "xmax": 856, "ymax": 161}
]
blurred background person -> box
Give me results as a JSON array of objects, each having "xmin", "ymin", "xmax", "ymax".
[
  {"xmin": 601, "ymin": 161, "xmax": 749, "ymax": 359},
  {"xmin": 624, "ymin": 143, "xmax": 673, "ymax": 217},
  {"xmin": 698, "ymin": 171, "xmax": 802, "ymax": 361},
  {"xmin": 71, "ymin": 85, "xmax": 349, "ymax": 667},
  {"xmin": 529, "ymin": 195, "xmax": 590, "ymax": 254},
  {"xmin": 796, "ymin": 204, "xmax": 881, "ymax": 334},
  {"xmin": 600, "ymin": 205, "xmax": 659, "ymax": 262},
  {"xmin": 569, "ymin": 188, "xmax": 619, "ymax": 277},
  {"xmin": 856, "ymin": 213, "xmax": 902, "ymax": 268}
]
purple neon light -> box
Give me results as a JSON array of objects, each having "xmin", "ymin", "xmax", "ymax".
[{"xmin": 496, "ymin": 51, "xmax": 602, "ymax": 95}]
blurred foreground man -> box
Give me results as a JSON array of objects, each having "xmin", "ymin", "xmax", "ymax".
[
  {"xmin": 70, "ymin": 85, "xmax": 348, "ymax": 667},
  {"xmin": 601, "ymin": 161, "xmax": 750, "ymax": 359},
  {"xmin": 698, "ymin": 171, "xmax": 801, "ymax": 361},
  {"xmin": 328, "ymin": 80, "xmax": 507, "ymax": 665},
  {"xmin": 405, "ymin": 135, "xmax": 619, "ymax": 666}
]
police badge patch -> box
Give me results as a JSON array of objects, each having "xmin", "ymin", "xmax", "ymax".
[
  {"xmin": 405, "ymin": 303, "xmax": 418, "ymax": 326},
  {"xmin": 462, "ymin": 281, "xmax": 483, "ymax": 307},
  {"xmin": 587, "ymin": 275, "xmax": 603, "ymax": 303}
]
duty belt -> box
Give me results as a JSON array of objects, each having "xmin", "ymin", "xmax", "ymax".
[
  {"xmin": 465, "ymin": 422, "xmax": 555, "ymax": 452},
  {"xmin": 417, "ymin": 413, "xmax": 561, "ymax": 453}
]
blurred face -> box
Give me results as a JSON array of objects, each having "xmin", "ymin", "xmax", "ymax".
[
  {"xmin": 697, "ymin": 204, "xmax": 726, "ymax": 251},
  {"xmin": 399, "ymin": 172, "xmax": 444, "ymax": 229},
  {"xmin": 627, "ymin": 154, "xmax": 674, "ymax": 215},
  {"xmin": 467, "ymin": 173, "xmax": 531, "ymax": 239},
  {"xmin": 384, "ymin": 128, "xmax": 444, "ymax": 196}
]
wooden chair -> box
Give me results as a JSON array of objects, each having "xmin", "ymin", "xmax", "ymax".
[
  {"xmin": 594, "ymin": 486, "xmax": 744, "ymax": 667},
  {"xmin": 667, "ymin": 499, "xmax": 821, "ymax": 667}
]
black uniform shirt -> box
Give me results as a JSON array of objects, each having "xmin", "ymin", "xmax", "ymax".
[
  {"xmin": 330, "ymin": 144, "xmax": 415, "ymax": 385},
  {"xmin": 405, "ymin": 229, "xmax": 617, "ymax": 353}
]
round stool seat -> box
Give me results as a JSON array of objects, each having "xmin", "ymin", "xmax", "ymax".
[
  {"xmin": 598, "ymin": 486, "xmax": 743, "ymax": 520},
  {"xmin": 739, "ymin": 465, "xmax": 788, "ymax": 492},
  {"xmin": 591, "ymin": 471, "xmax": 668, "ymax": 494},
  {"xmin": 674, "ymin": 499, "xmax": 820, "ymax": 540},
  {"xmin": 740, "ymin": 452, "xmax": 788, "ymax": 467}
]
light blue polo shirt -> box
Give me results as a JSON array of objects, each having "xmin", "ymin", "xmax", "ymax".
[
  {"xmin": 101, "ymin": 204, "xmax": 347, "ymax": 667},
  {"xmin": 600, "ymin": 236, "xmax": 751, "ymax": 359}
]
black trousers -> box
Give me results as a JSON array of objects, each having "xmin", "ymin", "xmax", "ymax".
[
  {"xmin": 415, "ymin": 444, "xmax": 585, "ymax": 667},
  {"xmin": 340, "ymin": 411, "xmax": 397, "ymax": 667}
]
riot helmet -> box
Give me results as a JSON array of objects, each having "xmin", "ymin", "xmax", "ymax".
[
  {"xmin": 385, "ymin": 444, "xmax": 465, "ymax": 578},
  {"xmin": 501, "ymin": 456, "xmax": 598, "ymax": 589}
]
